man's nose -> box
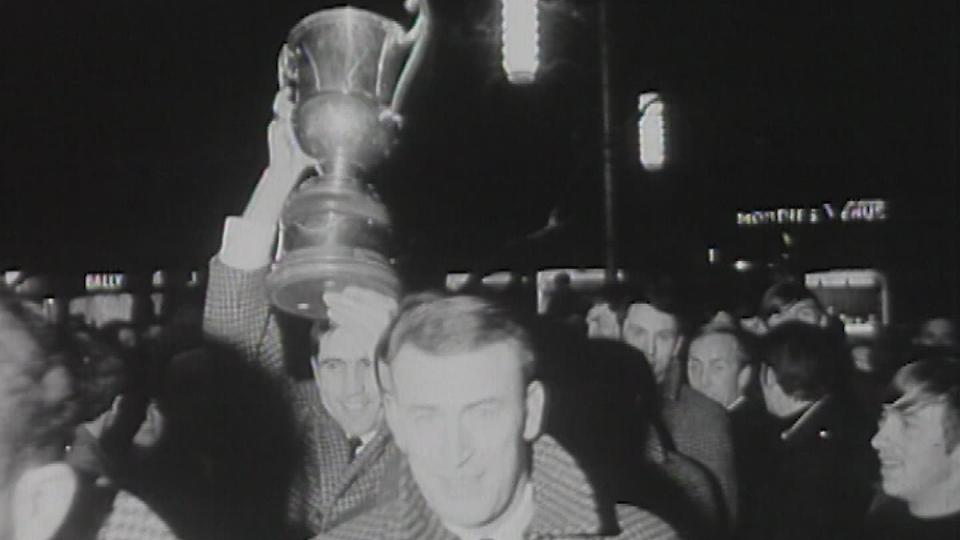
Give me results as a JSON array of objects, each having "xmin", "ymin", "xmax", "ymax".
[
  {"xmin": 871, "ymin": 417, "xmax": 891, "ymax": 450},
  {"xmin": 697, "ymin": 368, "xmax": 711, "ymax": 389},
  {"xmin": 345, "ymin": 362, "xmax": 368, "ymax": 395},
  {"xmin": 636, "ymin": 335, "xmax": 655, "ymax": 356},
  {"xmin": 442, "ymin": 420, "xmax": 474, "ymax": 468}
]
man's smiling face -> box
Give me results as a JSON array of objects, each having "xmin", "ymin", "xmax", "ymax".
[
  {"xmin": 313, "ymin": 326, "xmax": 383, "ymax": 437},
  {"xmin": 872, "ymin": 386, "xmax": 957, "ymax": 505},
  {"xmin": 384, "ymin": 341, "xmax": 543, "ymax": 528}
]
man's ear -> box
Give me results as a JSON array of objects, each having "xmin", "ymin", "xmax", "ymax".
[
  {"xmin": 13, "ymin": 462, "xmax": 77, "ymax": 540},
  {"xmin": 133, "ymin": 399, "xmax": 166, "ymax": 448},
  {"xmin": 381, "ymin": 384, "xmax": 407, "ymax": 453},
  {"xmin": 522, "ymin": 380, "xmax": 547, "ymax": 442},
  {"xmin": 949, "ymin": 439, "xmax": 960, "ymax": 467},
  {"xmin": 759, "ymin": 364, "xmax": 775, "ymax": 388}
]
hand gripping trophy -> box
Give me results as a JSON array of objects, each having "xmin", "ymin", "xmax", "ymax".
[{"xmin": 265, "ymin": 2, "xmax": 430, "ymax": 319}]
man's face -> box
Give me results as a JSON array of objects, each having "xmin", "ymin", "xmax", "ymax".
[
  {"xmin": 872, "ymin": 387, "xmax": 959, "ymax": 505},
  {"xmin": 384, "ymin": 341, "xmax": 544, "ymax": 529},
  {"xmin": 687, "ymin": 333, "xmax": 746, "ymax": 408},
  {"xmin": 914, "ymin": 318, "xmax": 958, "ymax": 348},
  {"xmin": 313, "ymin": 326, "xmax": 383, "ymax": 437},
  {"xmin": 622, "ymin": 303, "xmax": 682, "ymax": 384}
]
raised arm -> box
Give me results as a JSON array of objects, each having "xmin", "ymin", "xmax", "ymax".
[{"xmin": 202, "ymin": 89, "xmax": 312, "ymax": 374}]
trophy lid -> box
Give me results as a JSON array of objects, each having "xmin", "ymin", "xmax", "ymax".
[{"xmin": 289, "ymin": 7, "xmax": 405, "ymax": 44}]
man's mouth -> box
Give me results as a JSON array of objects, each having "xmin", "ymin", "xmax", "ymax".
[
  {"xmin": 442, "ymin": 474, "xmax": 484, "ymax": 497},
  {"xmin": 877, "ymin": 454, "xmax": 902, "ymax": 471},
  {"xmin": 342, "ymin": 400, "xmax": 370, "ymax": 412}
]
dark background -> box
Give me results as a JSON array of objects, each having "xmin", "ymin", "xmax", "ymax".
[{"xmin": 1, "ymin": 1, "xmax": 956, "ymax": 319}]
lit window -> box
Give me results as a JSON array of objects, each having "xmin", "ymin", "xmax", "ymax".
[
  {"xmin": 501, "ymin": 0, "xmax": 539, "ymax": 84},
  {"xmin": 638, "ymin": 92, "xmax": 666, "ymax": 171}
]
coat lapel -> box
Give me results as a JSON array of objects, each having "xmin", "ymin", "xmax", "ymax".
[
  {"xmin": 527, "ymin": 436, "xmax": 614, "ymax": 537},
  {"xmin": 304, "ymin": 383, "xmax": 394, "ymax": 531}
]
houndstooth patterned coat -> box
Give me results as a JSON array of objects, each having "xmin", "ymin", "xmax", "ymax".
[
  {"xmin": 313, "ymin": 435, "xmax": 679, "ymax": 540},
  {"xmin": 203, "ymin": 258, "xmax": 402, "ymax": 535},
  {"xmin": 95, "ymin": 490, "xmax": 179, "ymax": 540},
  {"xmin": 660, "ymin": 360, "xmax": 737, "ymax": 523}
]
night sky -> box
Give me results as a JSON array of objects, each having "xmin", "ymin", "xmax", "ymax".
[{"xmin": 1, "ymin": 1, "xmax": 957, "ymax": 315}]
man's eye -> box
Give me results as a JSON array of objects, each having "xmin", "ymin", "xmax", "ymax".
[
  {"xmin": 319, "ymin": 359, "xmax": 344, "ymax": 370},
  {"xmin": 476, "ymin": 404, "xmax": 500, "ymax": 418},
  {"xmin": 412, "ymin": 412, "xmax": 437, "ymax": 425}
]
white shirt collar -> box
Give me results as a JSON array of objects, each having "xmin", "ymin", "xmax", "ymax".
[
  {"xmin": 727, "ymin": 394, "xmax": 748, "ymax": 412},
  {"xmin": 781, "ymin": 396, "xmax": 828, "ymax": 441},
  {"xmin": 445, "ymin": 480, "xmax": 535, "ymax": 540},
  {"xmin": 350, "ymin": 429, "xmax": 377, "ymax": 457}
]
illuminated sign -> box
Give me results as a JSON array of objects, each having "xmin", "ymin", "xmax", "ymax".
[
  {"xmin": 638, "ymin": 92, "xmax": 666, "ymax": 171},
  {"xmin": 85, "ymin": 273, "xmax": 126, "ymax": 292},
  {"xmin": 536, "ymin": 268, "xmax": 626, "ymax": 315},
  {"xmin": 805, "ymin": 268, "xmax": 891, "ymax": 336},
  {"xmin": 445, "ymin": 271, "xmax": 528, "ymax": 292},
  {"xmin": 737, "ymin": 199, "xmax": 888, "ymax": 226}
]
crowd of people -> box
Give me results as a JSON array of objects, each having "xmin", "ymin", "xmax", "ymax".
[{"xmin": 2, "ymin": 92, "xmax": 959, "ymax": 540}]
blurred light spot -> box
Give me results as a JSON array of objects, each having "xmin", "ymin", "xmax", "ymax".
[{"xmin": 501, "ymin": 0, "xmax": 540, "ymax": 84}]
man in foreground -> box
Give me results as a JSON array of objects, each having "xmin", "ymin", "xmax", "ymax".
[
  {"xmin": 318, "ymin": 293, "xmax": 678, "ymax": 539},
  {"xmin": 867, "ymin": 358, "xmax": 960, "ymax": 538}
]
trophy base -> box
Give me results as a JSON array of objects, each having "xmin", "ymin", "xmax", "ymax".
[{"xmin": 266, "ymin": 246, "xmax": 399, "ymax": 320}]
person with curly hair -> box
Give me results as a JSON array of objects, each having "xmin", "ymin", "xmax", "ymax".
[{"xmin": 0, "ymin": 292, "xmax": 79, "ymax": 540}]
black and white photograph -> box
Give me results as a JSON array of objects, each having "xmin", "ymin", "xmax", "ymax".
[{"xmin": 0, "ymin": 1, "xmax": 957, "ymax": 539}]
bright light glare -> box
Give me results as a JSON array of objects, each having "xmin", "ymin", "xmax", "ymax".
[
  {"xmin": 638, "ymin": 92, "xmax": 666, "ymax": 171},
  {"xmin": 501, "ymin": 0, "xmax": 539, "ymax": 84}
]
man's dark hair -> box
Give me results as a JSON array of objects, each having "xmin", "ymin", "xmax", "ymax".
[
  {"xmin": 760, "ymin": 322, "xmax": 842, "ymax": 401},
  {"xmin": 893, "ymin": 358, "xmax": 960, "ymax": 451},
  {"xmin": 688, "ymin": 326, "xmax": 755, "ymax": 371},
  {"xmin": 616, "ymin": 274, "xmax": 693, "ymax": 336},
  {"xmin": 759, "ymin": 280, "xmax": 823, "ymax": 320},
  {"xmin": 0, "ymin": 292, "xmax": 77, "ymax": 488},
  {"xmin": 376, "ymin": 292, "xmax": 536, "ymax": 388}
]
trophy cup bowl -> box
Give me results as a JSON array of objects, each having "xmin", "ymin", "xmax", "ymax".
[{"xmin": 266, "ymin": 7, "xmax": 425, "ymax": 320}]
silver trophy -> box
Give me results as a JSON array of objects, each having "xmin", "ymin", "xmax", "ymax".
[{"xmin": 266, "ymin": 6, "xmax": 429, "ymax": 319}]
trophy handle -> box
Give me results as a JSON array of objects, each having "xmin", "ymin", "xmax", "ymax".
[
  {"xmin": 277, "ymin": 43, "xmax": 300, "ymax": 97},
  {"xmin": 389, "ymin": 6, "xmax": 431, "ymax": 116}
]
